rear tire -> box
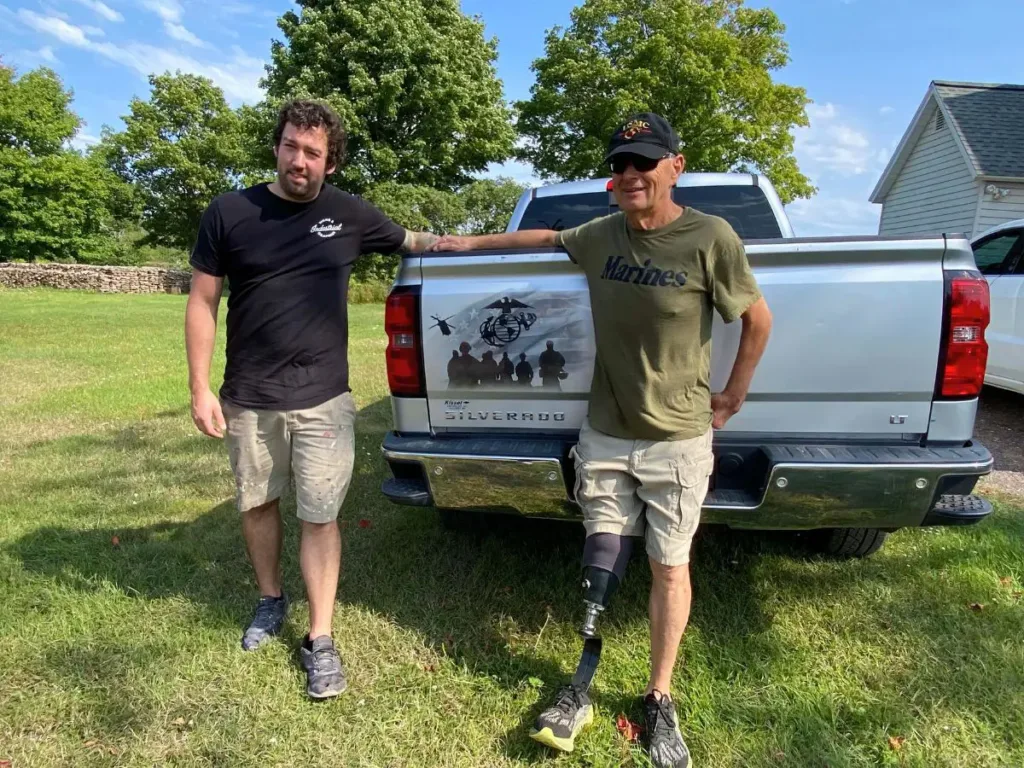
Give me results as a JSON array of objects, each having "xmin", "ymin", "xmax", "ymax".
[{"xmin": 816, "ymin": 527, "xmax": 889, "ymax": 558}]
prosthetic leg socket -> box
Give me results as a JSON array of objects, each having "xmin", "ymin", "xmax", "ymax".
[{"xmin": 570, "ymin": 533, "xmax": 634, "ymax": 689}]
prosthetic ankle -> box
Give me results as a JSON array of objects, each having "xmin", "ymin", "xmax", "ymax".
[{"xmin": 571, "ymin": 533, "xmax": 634, "ymax": 689}]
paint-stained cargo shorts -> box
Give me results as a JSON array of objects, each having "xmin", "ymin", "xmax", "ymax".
[
  {"xmin": 222, "ymin": 391, "xmax": 357, "ymax": 524},
  {"xmin": 571, "ymin": 416, "xmax": 715, "ymax": 566}
]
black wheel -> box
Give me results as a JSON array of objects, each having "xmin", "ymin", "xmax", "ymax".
[{"xmin": 816, "ymin": 527, "xmax": 889, "ymax": 558}]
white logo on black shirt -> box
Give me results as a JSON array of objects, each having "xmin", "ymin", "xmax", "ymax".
[{"xmin": 311, "ymin": 218, "xmax": 343, "ymax": 238}]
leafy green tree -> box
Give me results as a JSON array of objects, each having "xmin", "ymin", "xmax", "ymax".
[
  {"xmin": 354, "ymin": 178, "xmax": 526, "ymax": 282},
  {"xmin": 0, "ymin": 148, "xmax": 138, "ymax": 264},
  {"xmin": 100, "ymin": 72, "xmax": 248, "ymax": 250},
  {"xmin": 0, "ymin": 64, "xmax": 138, "ymax": 264},
  {"xmin": 515, "ymin": 0, "xmax": 815, "ymax": 203},
  {"xmin": 257, "ymin": 0, "xmax": 516, "ymax": 192},
  {"xmin": 0, "ymin": 65, "xmax": 80, "ymax": 156},
  {"xmin": 458, "ymin": 178, "xmax": 526, "ymax": 235}
]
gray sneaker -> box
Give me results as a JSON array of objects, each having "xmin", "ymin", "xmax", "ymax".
[
  {"xmin": 643, "ymin": 691, "xmax": 690, "ymax": 768},
  {"xmin": 241, "ymin": 593, "xmax": 289, "ymax": 651},
  {"xmin": 300, "ymin": 635, "xmax": 348, "ymax": 699}
]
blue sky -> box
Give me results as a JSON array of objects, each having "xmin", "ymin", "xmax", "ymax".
[{"xmin": 4, "ymin": 0, "xmax": 1024, "ymax": 236}]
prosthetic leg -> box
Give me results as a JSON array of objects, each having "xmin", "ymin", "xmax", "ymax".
[
  {"xmin": 570, "ymin": 532, "xmax": 634, "ymax": 690},
  {"xmin": 528, "ymin": 533, "xmax": 636, "ymax": 752}
]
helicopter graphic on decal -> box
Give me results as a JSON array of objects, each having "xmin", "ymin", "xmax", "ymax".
[{"xmin": 430, "ymin": 315, "xmax": 456, "ymax": 336}]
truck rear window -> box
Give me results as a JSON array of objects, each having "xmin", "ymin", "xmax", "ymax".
[
  {"xmin": 672, "ymin": 186, "xmax": 783, "ymax": 239},
  {"xmin": 515, "ymin": 192, "xmax": 609, "ymax": 232},
  {"xmin": 516, "ymin": 184, "xmax": 783, "ymax": 239}
]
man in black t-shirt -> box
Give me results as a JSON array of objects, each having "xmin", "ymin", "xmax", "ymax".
[{"xmin": 185, "ymin": 99, "xmax": 440, "ymax": 700}]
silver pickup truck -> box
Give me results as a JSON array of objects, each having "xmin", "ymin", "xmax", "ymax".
[{"xmin": 380, "ymin": 172, "xmax": 995, "ymax": 557}]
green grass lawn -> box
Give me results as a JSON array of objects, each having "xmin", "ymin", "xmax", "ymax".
[{"xmin": 1, "ymin": 288, "xmax": 1022, "ymax": 768}]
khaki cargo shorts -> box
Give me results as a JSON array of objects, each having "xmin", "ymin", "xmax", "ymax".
[
  {"xmin": 222, "ymin": 391, "xmax": 357, "ymax": 524},
  {"xmin": 571, "ymin": 416, "xmax": 715, "ymax": 566}
]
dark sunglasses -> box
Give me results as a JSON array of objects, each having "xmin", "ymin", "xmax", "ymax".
[{"xmin": 609, "ymin": 153, "xmax": 674, "ymax": 174}]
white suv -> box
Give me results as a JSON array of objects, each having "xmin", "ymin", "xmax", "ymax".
[{"xmin": 972, "ymin": 219, "xmax": 1024, "ymax": 394}]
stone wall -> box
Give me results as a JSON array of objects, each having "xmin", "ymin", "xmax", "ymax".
[{"xmin": 0, "ymin": 263, "xmax": 192, "ymax": 294}]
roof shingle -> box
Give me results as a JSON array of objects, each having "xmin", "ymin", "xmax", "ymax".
[{"xmin": 933, "ymin": 81, "xmax": 1024, "ymax": 178}]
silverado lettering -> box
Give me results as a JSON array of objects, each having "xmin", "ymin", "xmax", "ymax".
[{"xmin": 445, "ymin": 411, "xmax": 566, "ymax": 422}]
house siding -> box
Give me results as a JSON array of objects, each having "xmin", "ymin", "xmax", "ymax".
[
  {"xmin": 878, "ymin": 105, "xmax": 978, "ymax": 236},
  {"xmin": 974, "ymin": 182, "xmax": 1024, "ymax": 234}
]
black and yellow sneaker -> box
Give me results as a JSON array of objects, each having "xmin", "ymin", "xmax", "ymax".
[{"xmin": 529, "ymin": 683, "xmax": 594, "ymax": 752}]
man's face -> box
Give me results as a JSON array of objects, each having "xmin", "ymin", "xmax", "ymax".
[
  {"xmin": 273, "ymin": 122, "xmax": 335, "ymax": 201},
  {"xmin": 610, "ymin": 153, "xmax": 685, "ymax": 213}
]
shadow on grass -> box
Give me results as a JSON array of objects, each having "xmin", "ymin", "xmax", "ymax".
[{"xmin": 5, "ymin": 396, "xmax": 1024, "ymax": 764}]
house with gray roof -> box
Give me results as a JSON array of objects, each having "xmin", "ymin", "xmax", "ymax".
[{"xmin": 870, "ymin": 81, "xmax": 1024, "ymax": 237}]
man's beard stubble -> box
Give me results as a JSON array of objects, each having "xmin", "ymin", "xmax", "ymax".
[{"xmin": 278, "ymin": 169, "xmax": 321, "ymax": 201}]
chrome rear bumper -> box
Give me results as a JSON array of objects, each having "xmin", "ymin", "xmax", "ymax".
[{"xmin": 382, "ymin": 433, "xmax": 994, "ymax": 530}]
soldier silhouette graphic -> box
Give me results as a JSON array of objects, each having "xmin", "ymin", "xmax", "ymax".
[
  {"xmin": 538, "ymin": 341, "xmax": 567, "ymax": 390},
  {"xmin": 515, "ymin": 353, "xmax": 534, "ymax": 385}
]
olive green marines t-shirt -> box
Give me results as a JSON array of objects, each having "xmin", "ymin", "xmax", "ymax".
[{"xmin": 555, "ymin": 207, "xmax": 762, "ymax": 441}]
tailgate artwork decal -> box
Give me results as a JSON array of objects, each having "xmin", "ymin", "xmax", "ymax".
[{"xmin": 423, "ymin": 289, "xmax": 594, "ymax": 396}]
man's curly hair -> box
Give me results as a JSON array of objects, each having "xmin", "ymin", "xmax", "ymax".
[{"xmin": 273, "ymin": 99, "xmax": 347, "ymax": 169}]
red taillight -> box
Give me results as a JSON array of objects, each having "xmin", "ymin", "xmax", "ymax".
[
  {"xmin": 385, "ymin": 289, "xmax": 423, "ymax": 396},
  {"xmin": 606, "ymin": 179, "xmax": 614, "ymax": 191},
  {"xmin": 940, "ymin": 275, "xmax": 990, "ymax": 398}
]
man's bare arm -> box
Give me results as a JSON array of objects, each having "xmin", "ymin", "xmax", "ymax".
[
  {"xmin": 711, "ymin": 296, "xmax": 773, "ymax": 428},
  {"xmin": 428, "ymin": 229, "xmax": 558, "ymax": 251},
  {"xmin": 401, "ymin": 230, "xmax": 441, "ymax": 253},
  {"xmin": 185, "ymin": 269, "xmax": 227, "ymax": 437}
]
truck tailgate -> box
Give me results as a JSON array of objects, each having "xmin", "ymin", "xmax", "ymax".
[{"xmin": 416, "ymin": 238, "xmax": 946, "ymax": 438}]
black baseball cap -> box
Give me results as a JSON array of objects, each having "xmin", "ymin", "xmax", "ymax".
[{"xmin": 604, "ymin": 112, "xmax": 681, "ymax": 162}]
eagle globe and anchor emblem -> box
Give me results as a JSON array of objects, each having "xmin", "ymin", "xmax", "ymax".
[{"xmin": 479, "ymin": 297, "xmax": 538, "ymax": 347}]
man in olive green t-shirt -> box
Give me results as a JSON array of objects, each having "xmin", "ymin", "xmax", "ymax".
[{"xmin": 430, "ymin": 112, "xmax": 772, "ymax": 768}]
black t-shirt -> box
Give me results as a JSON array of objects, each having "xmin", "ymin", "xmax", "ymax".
[{"xmin": 190, "ymin": 182, "xmax": 406, "ymax": 410}]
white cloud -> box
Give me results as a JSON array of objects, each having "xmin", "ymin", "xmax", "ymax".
[
  {"xmin": 478, "ymin": 158, "xmax": 541, "ymax": 187},
  {"xmin": 795, "ymin": 101, "xmax": 875, "ymax": 177},
  {"xmin": 785, "ymin": 195, "xmax": 881, "ymax": 236},
  {"xmin": 72, "ymin": 0, "xmax": 122, "ymax": 22},
  {"xmin": 38, "ymin": 5, "xmax": 71, "ymax": 21},
  {"xmin": 37, "ymin": 44, "xmax": 58, "ymax": 62},
  {"xmin": 81, "ymin": 23, "xmax": 104, "ymax": 36},
  {"xmin": 19, "ymin": 11, "xmax": 265, "ymax": 103},
  {"xmin": 95, "ymin": 42, "xmax": 264, "ymax": 101},
  {"xmin": 806, "ymin": 102, "xmax": 837, "ymax": 121},
  {"xmin": 137, "ymin": 0, "xmax": 208, "ymax": 50},
  {"xmin": 879, "ymin": 106, "xmax": 895, "ymax": 115},
  {"xmin": 139, "ymin": 0, "xmax": 181, "ymax": 22},
  {"xmin": 69, "ymin": 131, "xmax": 99, "ymax": 150},
  {"xmin": 164, "ymin": 21, "xmax": 205, "ymax": 47},
  {"xmin": 18, "ymin": 9, "xmax": 90, "ymax": 45}
]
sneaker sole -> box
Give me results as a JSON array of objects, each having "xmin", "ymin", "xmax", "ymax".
[
  {"xmin": 529, "ymin": 705, "xmax": 594, "ymax": 752},
  {"xmin": 307, "ymin": 680, "xmax": 348, "ymax": 699}
]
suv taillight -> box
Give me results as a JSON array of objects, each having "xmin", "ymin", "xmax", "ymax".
[
  {"xmin": 385, "ymin": 287, "xmax": 423, "ymax": 396},
  {"xmin": 939, "ymin": 274, "xmax": 990, "ymax": 398}
]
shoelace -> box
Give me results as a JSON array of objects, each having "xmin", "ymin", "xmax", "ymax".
[
  {"xmin": 552, "ymin": 684, "xmax": 586, "ymax": 715},
  {"xmin": 645, "ymin": 695, "xmax": 677, "ymax": 738},
  {"xmin": 311, "ymin": 645, "xmax": 341, "ymax": 675},
  {"xmin": 252, "ymin": 598, "xmax": 280, "ymax": 627}
]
